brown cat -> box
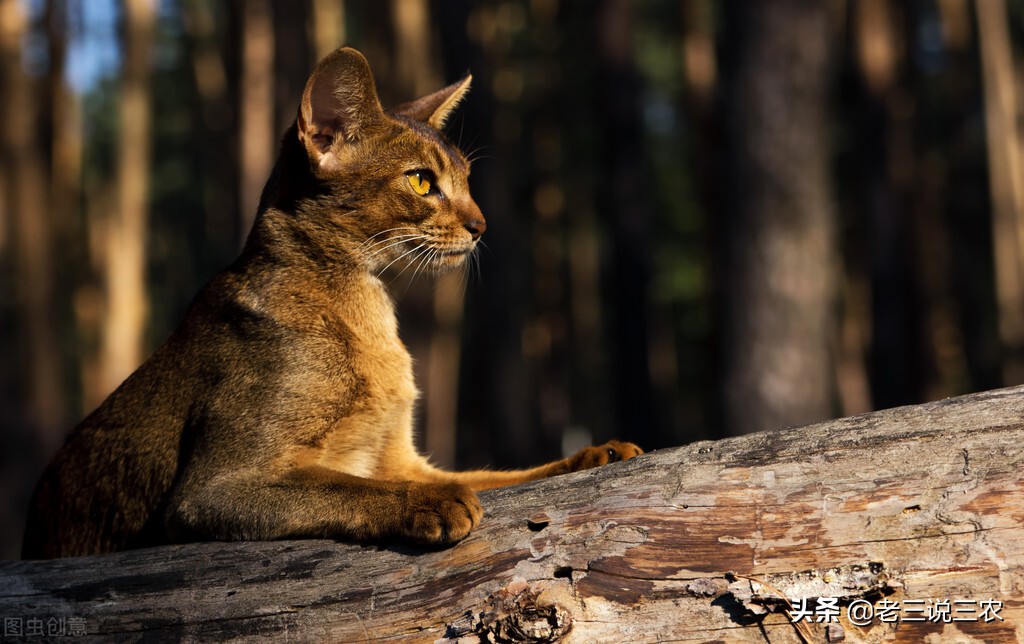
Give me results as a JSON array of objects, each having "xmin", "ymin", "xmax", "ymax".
[{"xmin": 22, "ymin": 47, "xmax": 642, "ymax": 559}]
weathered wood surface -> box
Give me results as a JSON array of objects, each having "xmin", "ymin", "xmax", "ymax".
[{"xmin": 3, "ymin": 386, "xmax": 1024, "ymax": 643}]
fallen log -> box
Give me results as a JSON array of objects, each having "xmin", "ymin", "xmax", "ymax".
[{"xmin": 2, "ymin": 386, "xmax": 1023, "ymax": 642}]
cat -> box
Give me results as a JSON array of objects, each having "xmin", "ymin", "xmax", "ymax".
[{"xmin": 22, "ymin": 47, "xmax": 642, "ymax": 559}]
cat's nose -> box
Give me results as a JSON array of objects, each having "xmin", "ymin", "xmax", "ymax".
[{"xmin": 464, "ymin": 219, "xmax": 486, "ymax": 240}]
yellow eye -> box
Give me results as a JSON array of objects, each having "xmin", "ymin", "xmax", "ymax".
[{"xmin": 408, "ymin": 171, "xmax": 432, "ymax": 196}]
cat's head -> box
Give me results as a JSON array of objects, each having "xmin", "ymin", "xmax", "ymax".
[{"xmin": 271, "ymin": 47, "xmax": 484, "ymax": 275}]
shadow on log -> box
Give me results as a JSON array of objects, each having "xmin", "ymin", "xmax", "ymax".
[{"xmin": 3, "ymin": 386, "xmax": 1023, "ymax": 642}]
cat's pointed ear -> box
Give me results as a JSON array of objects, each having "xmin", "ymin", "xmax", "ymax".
[
  {"xmin": 392, "ymin": 74, "xmax": 472, "ymax": 130},
  {"xmin": 298, "ymin": 47, "xmax": 385, "ymax": 163}
]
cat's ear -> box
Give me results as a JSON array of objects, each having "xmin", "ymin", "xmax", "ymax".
[
  {"xmin": 392, "ymin": 75, "xmax": 472, "ymax": 130},
  {"xmin": 298, "ymin": 47, "xmax": 385, "ymax": 164}
]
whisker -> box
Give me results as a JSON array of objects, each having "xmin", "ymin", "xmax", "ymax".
[
  {"xmin": 469, "ymin": 248, "xmax": 480, "ymax": 289},
  {"xmin": 419, "ymin": 248, "xmax": 440, "ymax": 283},
  {"xmin": 476, "ymin": 240, "xmax": 493, "ymax": 259},
  {"xmin": 419, "ymin": 248, "xmax": 437, "ymax": 280},
  {"xmin": 364, "ymin": 233, "xmax": 424, "ymax": 251},
  {"xmin": 465, "ymin": 141, "xmax": 491, "ymax": 166},
  {"xmin": 465, "ymin": 150, "xmax": 493, "ymax": 165},
  {"xmin": 363, "ymin": 233, "xmax": 424, "ymax": 250},
  {"xmin": 378, "ymin": 242, "xmax": 428, "ymax": 277},
  {"xmin": 392, "ymin": 243, "xmax": 436, "ymax": 286},
  {"xmin": 402, "ymin": 247, "xmax": 436, "ymax": 297},
  {"xmin": 363, "ymin": 235, "xmax": 426, "ymax": 261},
  {"xmin": 357, "ymin": 227, "xmax": 420, "ymax": 250},
  {"xmin": 362, "ymin": 226, "xmax": 419, "ymax": 240},
  {"xmin": 457, "ymin": 261, "xmax": 470, "ymax": 300}
]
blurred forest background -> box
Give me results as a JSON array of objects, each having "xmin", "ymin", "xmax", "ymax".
[{"xmin": 1, "ymin": 0, "xmax": 1022, "ymax": 559}]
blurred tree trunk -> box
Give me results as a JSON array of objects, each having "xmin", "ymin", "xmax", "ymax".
[
  {"xmin": 183, "ymin": 0, "xmax": 237, "ymax": 267},
  {"xmin": 852, "ymin": 0, "xmax": 916, "ymax": 414},
  {"xmin": 97, "ymin": 0, "xmax": 155, "ymax": 399},
  {"xmin": 935, "ymin": 0, "xmax": 1003, "ymax": 395},
  {"xmin": 0, "ymin": 0, "xmax": 67, "ymax": 560},
  {"xmin": 836, "ymin": 0, "xmax": 895, "ymax": 417},
  {"xmin": 45, "ymin": 0, "xmax": 82, "ymax": 422},
  {"xmin": 45, "ymin": 0, "xmax": 82, "ymax": 266},
  {"xmin": 857, "ymin": 1, "xmax": 924, "ymax": 412},
  {"xmin": 237, "ymin": 0, "xmax": 274, "ymax": 245},
  {"xmin": 310, "ymin": 0, "xmax": 345, "ymax": 59},
  {"xmin": 541, "ymin": 1, "xmax": 605, "ymax": 452},
  {"xmin": 976, "ymin": 0, "xmax": 1024, "ymax": 385},
  {"xmin": 843, "ymin": 1, "xmax": 956, "ymax": 411},
  {"xmin": 272, "ymin": 0, "xmax": 310, "ymax": 133},
  {"xmin": 679, "ymin": 0, "xmax": 722, "ymax": 439},
  {"xmin": 598, "ymin": 0, "xmax": 655, "ymax": 446},
  {"xmin": 448, "ymin": 3, "xmax": 537, "ymax": 469},
  {"xmin": 902, "ymin": 2, "xmax": 971, "ymax": 403},
  {"xmin": 719, "ymin": 0, "xmax": 839, "ymax": 435},
  {"xmin": 0, "ymin": 0, "xmax": 66, "ymax": 447},
  {"xmin": 390, "ymin": 0, "xmax": 437, "ymax": 95}
]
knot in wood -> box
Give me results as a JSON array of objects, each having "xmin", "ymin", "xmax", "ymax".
[{"xmin": 468, "ymin": 579, "xmax": 573, "ymax": 643}]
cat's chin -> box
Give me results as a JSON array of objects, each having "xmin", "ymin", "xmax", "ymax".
[{"xmin": 432, "ymin": 249, "xmax": 472, "ymax": 270}]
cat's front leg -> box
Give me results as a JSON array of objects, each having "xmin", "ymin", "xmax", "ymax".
[
  {"xmin": 433, "ymin": 440, "xmax": 644, "ymax": 491},
  {"xmin": 164, "ymin": 467, "xmax": 484, "ymax": 547}
]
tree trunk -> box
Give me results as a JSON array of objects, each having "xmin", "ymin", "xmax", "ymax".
[
  {"xmin": 271, "ymin": 0, "xmax": 310, "ymax": 134},
  {"xmin": 310, "ymin": 0, "xmax": 345, "ymax": 60},
  {"xmin": 599, "ymin": 0, "xmax": 656, "ymax": 447},
  {"xmin": 237, "ymin": 0, "xmax": 274, "ymax": 246},
  {"xmin": 97, "ymin": 0, "xmax": 155, "ymax": 400},
  {"xmin": 4, "ymin": 385, "xmax": 1023, "ymax": 642},
  {"xmin": 45, "ymin": 0, "xmax": 82, "ymax": 419},
  {"xmin": 977, "ymin": 0, "xmax": 1024, "ymax": 385},
  {"xmin": 0, "ymin": 0, "xmax": 67, "ymax": 562},
  {"xmin": 182, "ymin": 0, "xmax": 237, "ymax": 267},
  {"xmin": 0, "ymin": 0, "xmax": 66, "ymax": 450},
  {"xmin": 719, "ymin": 0, "xmax": 839, "ymax": 435}
]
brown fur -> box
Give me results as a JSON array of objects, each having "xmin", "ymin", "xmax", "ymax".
[{"xmin": 22, "ymin": 48, "xmax": 641, "ymax": 559}]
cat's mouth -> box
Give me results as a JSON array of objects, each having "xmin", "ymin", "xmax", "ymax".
[
  {"xmin": 366, "ymin": 233, "xmax": 477, "ymax": 276},
  {"xmin": 377, "ymin": 239, "xmax": 476, "ymax": 276}
]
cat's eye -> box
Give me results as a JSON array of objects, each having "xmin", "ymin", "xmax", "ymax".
[{"xmin": 407, "ymin": 170, "xmax": 435, "ymax": 196}]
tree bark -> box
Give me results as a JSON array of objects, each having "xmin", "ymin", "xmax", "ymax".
[{"xmin": 4, "ymin": 386, "xmax": 1024, "ymax": 642}]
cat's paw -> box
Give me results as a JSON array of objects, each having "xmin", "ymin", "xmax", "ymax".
[
  {"xmin": 567, "ymin": 440, "xmax": 644, "ymax": 472},
  {"xmin": 404, "ymin": 482, "xmax": 483, "ymax": 546}
]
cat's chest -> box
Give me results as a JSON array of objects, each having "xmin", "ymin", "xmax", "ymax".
[
  {"xmin": 331, "ymin": 279, "xmax": 417, "ymax": 404},
  {"xmin": 305, "ymin": 288, "xmax": 417, "ymax": 477}
]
